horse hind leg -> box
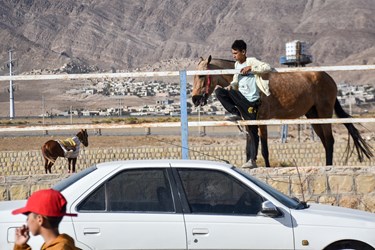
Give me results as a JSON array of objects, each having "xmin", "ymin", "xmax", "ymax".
[
  {"xmin": 306, "ymin": 107, "xmax": 334, "ymax": 165},
  {"xmin": 259, "ymin": 125, "xmax": 270, "ymax": 168},
  {"xmin": 44, "ymin": 158, "xmax": 49, "ymax": 174},
  {"xmin": 45, "ymin": 159, "xmax": 55, "ymax": 174}
]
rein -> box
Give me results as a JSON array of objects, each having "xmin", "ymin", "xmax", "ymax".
[{"xmin": 205, "ymin": 64, "xmax": 211, "ymax": 95}]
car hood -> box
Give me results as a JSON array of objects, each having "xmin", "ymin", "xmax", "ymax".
[
  {"xmin": 291, "ymin": 203, "xmax": 375, "ymax": 229},
  {"xmin": 0, "ymin": 200, "xmax": 27, "ymax": 223}
]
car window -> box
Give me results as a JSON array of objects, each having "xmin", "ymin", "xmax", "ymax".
[
  {"xmin": 78, "ymin": 168, "xmax": 175, "ymax": 213},
  {"xmin": 233, "ymin": 167, "xmax": 302, "ymax": 209},
  {"xmin": 53, "ymin": 165, "xmax": 97, "ymax": 192},
  {"xmin": 177, "ymin": 169, "xmax": 264, "ymax": 215}
]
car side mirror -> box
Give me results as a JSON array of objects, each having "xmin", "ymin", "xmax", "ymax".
[{"xmin": 260, "ymin": 201, "xmax": 282, "ymax": 218}]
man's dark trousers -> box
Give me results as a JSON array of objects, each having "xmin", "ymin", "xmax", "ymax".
[{"xmin": 215, "ymin": 87, "xmax": 259, "ymax": 161}]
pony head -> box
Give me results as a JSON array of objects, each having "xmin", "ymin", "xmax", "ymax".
[{"xmin": 77, "ymin": 129, "xmax": 89, "ymax": 147}]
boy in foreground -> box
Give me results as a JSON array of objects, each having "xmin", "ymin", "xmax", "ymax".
[{"xmin": 12, "ymin": 189, "xmax": 80, "ymax": 250}]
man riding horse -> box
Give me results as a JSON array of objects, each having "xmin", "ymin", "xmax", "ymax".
[{"xmin": 215, "ymin": 39, "xmax": 272, "ymax": 168}]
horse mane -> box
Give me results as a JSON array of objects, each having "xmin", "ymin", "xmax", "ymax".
[
  {"xmin": 209, "ymin": 58, "xmax": 235, "ymax": 70},
  {"xmin": 211, "ymin": 58, "xmax": 235, "ymax": 64}
]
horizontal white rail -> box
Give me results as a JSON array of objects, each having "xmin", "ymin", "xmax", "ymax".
[
  {"xmin": 0, "ymin": 118, "xmax": 374, "ymax": 132},
  {"xmin": 0, "ymin": 65, "xmax": 374, "ymax": 81}
]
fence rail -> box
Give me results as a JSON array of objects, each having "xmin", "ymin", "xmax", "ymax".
[
  {"xmin": 1, "ymin": 64, "xmax": 374, "ymax": 158},
  {"xmin": 0, "ymin": 117, "xmax": 374, "ymax": 132},
  {"xmin": 0, "ymin": 65, "xmax": 374, "ymax": 81}
]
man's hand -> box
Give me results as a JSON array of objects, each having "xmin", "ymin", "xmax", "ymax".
[
  {"xmin": 15, "ymin": 225, "xmax": 30, "ymax": 246},
  {"xmin": 240, "ymin": 66, "xmax": 252, "ymax": 75}
]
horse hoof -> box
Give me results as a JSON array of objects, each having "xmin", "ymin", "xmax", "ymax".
[{"xmin": 242, "ymin": 160, "xmax": 257, "ymax": 169}]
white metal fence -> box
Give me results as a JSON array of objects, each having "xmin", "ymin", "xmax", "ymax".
[{"xmin": 0, "ymin": 64, "xmax": 374, "ymax": 157}]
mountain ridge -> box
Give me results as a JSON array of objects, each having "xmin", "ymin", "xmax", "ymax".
[{"xmin": 0, "ymin": 0, "xmax": 374, "ymax": 117}]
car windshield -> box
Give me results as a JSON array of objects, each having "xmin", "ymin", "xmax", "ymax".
[
  {"xmin": 234, "ymin": 167, "xmax": 307, "ymax": 209},
  {"xmin": 53, "ymin": 165, "xmax": 97, "ymax": 192}
]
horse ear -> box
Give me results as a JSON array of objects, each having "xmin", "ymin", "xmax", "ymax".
[
  {"xmin": 198, "ymin": 57, "xmax": 204, "ymax": 65},
  {"xmin": 207, "ymin": 55, "xmax": 212, "ymax": 64}
]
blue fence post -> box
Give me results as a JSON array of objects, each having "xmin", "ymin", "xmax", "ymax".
[
  {"xmin": 281, "ymin": 124, "xmax": 288, "ymax": 143},
  {"xmin": 179, "ymin": 70, "xmax": 189, "ymax": 159}
]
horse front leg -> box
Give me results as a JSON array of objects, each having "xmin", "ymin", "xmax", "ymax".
[
  {"xmin": 242, "ymin": 125, "xmax": 259, "ymax": 169},
  {"xmin": 259, "ymin": 125, "xmax": 270, "ymax": 167},
  {"xmin": 72, "ymin": 158, "xmax": 77, "ymax": 173},
  {"xmin": 67, "ymin": 158, "xmax": 72, "ymax": 173}
]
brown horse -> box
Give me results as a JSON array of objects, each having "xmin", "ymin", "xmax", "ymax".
[
  {"xmin": 192, "ymin": 56, "xmax": 372, "ymax": 167},
  {"xmin": 41, "ymin": 129, "xmax": 89, "ymax": 174}
]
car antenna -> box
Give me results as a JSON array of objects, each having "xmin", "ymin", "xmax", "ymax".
[{"xmin": 293, "ymin": 159, "xmax": 307, "ymax": 205}]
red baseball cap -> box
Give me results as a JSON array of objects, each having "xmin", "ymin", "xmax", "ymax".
[{"xmin": 12, "ymin": 189, "xmax": 77, "ymax": 217}]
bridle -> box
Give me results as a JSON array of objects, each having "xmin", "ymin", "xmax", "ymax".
[
  {"xmin": 206, "ymin": 65, "xmax": 211, "ymax": 94},
  {"xmin": 203, "ymin": 64, "xmax": 212, "ymax": 98}
]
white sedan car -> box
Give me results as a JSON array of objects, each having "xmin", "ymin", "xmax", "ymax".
[{"xmin": 1, "ymin": 160, "xmax": 375, "ymax": 250}]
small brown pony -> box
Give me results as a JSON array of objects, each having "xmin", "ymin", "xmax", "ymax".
[
  {"xmin": 41, "ymin": 129, "xmax": 89, "ymax": 173},
  {"xmin": 192, "ymin": 56, "xmax": 372, "ymax": 167}
]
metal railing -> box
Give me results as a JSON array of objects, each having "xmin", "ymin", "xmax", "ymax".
[{"xmin": 1, "ymin": 64, "xmax": 374, "ymax": 158}]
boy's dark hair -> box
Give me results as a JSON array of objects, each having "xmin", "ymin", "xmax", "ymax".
[
  {"xmin": 45, "ymin": 216, "xmax": 64, "ymax": 228},
  {"xmin": 232, "ymin": 40, "xmax": 247, "ymax": 51},
  {"xmin": 30, "ymin": 213, "xmax": 64, "ymax": 228}
]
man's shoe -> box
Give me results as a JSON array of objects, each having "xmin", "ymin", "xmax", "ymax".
[
  {"xmin": 225, "ymin": 114, "xmax": 242, "ymax": 121},
  {"xmin": 242, "ymin": 159, "xmax": 258, "ymax": 169}
]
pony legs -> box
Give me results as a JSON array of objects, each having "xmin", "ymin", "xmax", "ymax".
[
  {"xmin": 68, "ymin": 158, "xmax": 77, "ymax": 173},
  {"xmin": 44, "ymin": 158, "xmax": 56, "ymax": 174}
]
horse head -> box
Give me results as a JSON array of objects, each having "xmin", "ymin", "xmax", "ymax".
[
  {"xmin": 192, "ymin": 55, "xmax": 233, "ymax": 107},
  {"xmin": 77, "ymin": 129, "xmax": 89, "ymax": 147},
  {"xmin": 192, "ymin": 55, "xmax": 215, "ymax": 107}
]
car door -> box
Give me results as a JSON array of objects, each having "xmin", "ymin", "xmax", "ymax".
[
  {"xmin": 71, "ymin": 168, "xmax": 187, "ymax": 250},
  {"xmin": 176, "ymin": 168, "xmax": 294, "ymax": 250}
]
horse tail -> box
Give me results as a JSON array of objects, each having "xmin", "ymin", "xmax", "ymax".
[
  {"xmin": 334, "ymin": 98, "xmax": 373, "ymax": 162},
  {"xmin": 41, "ymin": 144, "xmax": 57, "ymax": 164}
]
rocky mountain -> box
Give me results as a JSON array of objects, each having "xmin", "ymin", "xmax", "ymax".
[
  {"xmin": 0, "ymin": 0, "xmax": 374, "ymax": 116},
  {"xmin": 0, "ymin": 1, "xmax": 374, "ymax": 73}
]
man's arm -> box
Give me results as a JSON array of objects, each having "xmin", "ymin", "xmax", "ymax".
[
  {"xmin": 245, "ymin": 57, "xmax": 272, "ymax": 74},
  {"xmin": 229, "ymin": 61, "xmax": 239, "ymax": 90}
]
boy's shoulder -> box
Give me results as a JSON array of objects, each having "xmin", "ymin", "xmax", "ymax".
[{"xmin": 246, "ymin": 57, "xmax": 260, "ymax": 63}]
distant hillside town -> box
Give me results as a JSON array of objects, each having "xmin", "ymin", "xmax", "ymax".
[{"xmin": 48, "ymin": 78, "xmax": 375, "ymax": 118}]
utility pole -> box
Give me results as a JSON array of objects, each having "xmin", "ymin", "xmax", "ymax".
[
  {"xmin": 279, "ymin": 40, "xmax": 313, "ymax": 143},
  {"xmin": 349, "ymin": 84, "xmax": 353, "ymax": 116},
  {"xmin": 8, "ymin": 49, "xmax": 15, "ymax": 119},
  {"xmin": 42, "ymin": 95, "xmax": 45, "ymax": 125}
]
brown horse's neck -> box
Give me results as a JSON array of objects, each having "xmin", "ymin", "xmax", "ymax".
[{"xmin": 209, "ymin": 59, "xmax": 234, "ymax": 88}]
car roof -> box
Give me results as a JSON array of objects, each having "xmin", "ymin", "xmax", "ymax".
[{"xmin": 94, "ymin": 159, "xmax": 234, "ymax": 170}]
